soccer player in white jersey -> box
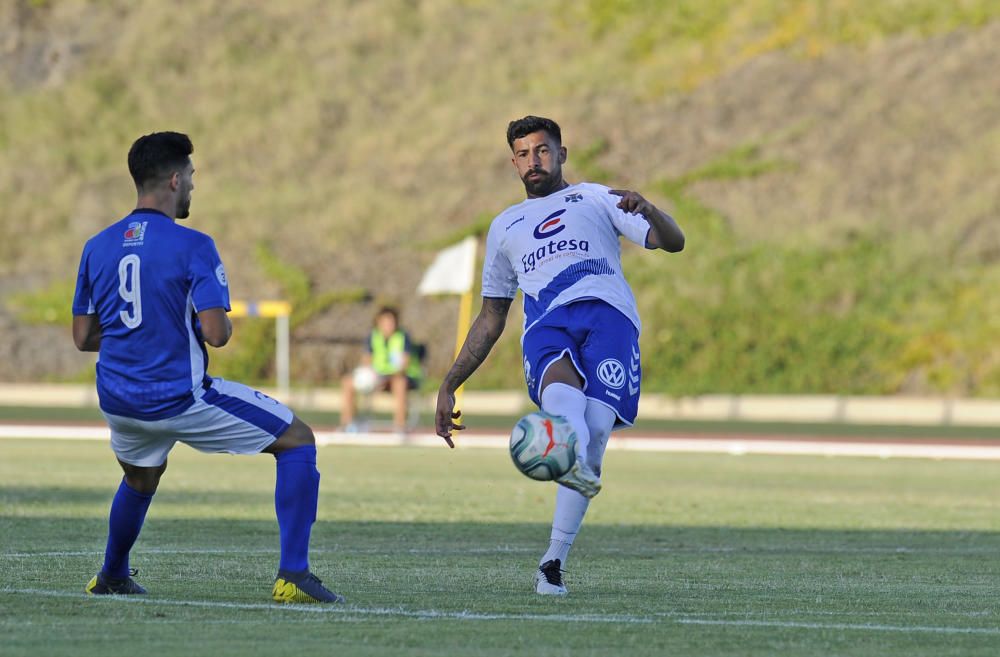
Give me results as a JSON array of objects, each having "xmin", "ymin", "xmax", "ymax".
[
  {"xmin": 435, "ymin": 116, "xmax": 684, "ymax": 595},
  {"xmin": 72, "ymin": 132, "xmax": 342, "ymax": 603}
]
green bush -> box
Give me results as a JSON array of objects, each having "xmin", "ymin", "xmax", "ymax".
[{"xmin": 469, "ymin": 142, "xmax": 1000, "ymax": 396}]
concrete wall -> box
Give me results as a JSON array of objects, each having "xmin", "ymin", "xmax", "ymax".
[{"xmin": 2, "ymin": 383, "xmax": 999, "ymax": 427}]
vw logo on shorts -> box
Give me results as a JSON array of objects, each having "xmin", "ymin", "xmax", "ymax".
[{"xmin": 596, "ymin": 358, "xmax": 626, "ymax": 389}]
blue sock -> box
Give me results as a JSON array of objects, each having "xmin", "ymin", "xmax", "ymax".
[
  {"xmin": 102, "ymin": 479, "xmax": 154, "ymax": 578},
  {"xmin": 274, "ymin": 445, "xmax": 320, "ymax": 573}
]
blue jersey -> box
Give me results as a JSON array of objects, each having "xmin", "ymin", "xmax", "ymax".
[{"xmin": 72, "ymin": 209, "xmax": 230, "ymax": 420}]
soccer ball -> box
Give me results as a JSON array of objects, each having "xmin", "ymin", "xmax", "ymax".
[
  {"xmin": 351, "ymin": 366, "xmax": 378, "ymax": 394},
  {"xmin": 509, "ymin": 411, "xmax": 578, "ymax": 481}
]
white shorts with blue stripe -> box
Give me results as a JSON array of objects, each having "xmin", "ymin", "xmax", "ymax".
[{"xmin": 103, "ymin": 378, "xmax": 294, "ymax": 467}]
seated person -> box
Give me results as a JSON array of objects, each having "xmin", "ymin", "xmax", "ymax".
[{"xmin": 341, "ymin": 306, "xmax": 423, "ymax": 432}]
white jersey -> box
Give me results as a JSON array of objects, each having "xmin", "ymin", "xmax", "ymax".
[{"xmin": 481, "ymin": 182, "xmax": 652, "ymax": 333}]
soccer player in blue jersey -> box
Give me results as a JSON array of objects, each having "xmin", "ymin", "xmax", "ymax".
[
  {"xmin": 72, "ymin": 132, "xmax": 342, "ymax": 603},
  {"xmin": 435, "ymin": 116, "xmax": 684, "ymax": 595}
]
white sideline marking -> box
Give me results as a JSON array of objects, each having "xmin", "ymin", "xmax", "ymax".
[
  {"xmin": 2, "ymin": 423, "xmax": 999, "ymax": 460},
  {"xmin": 672, "ymin": 617, "xmax": 1000, "ymax": 635},
  {"xmin": 2, "ymin": 587, "xmax": 998, "ymax": 635},
  {"xmin": 0, "ymin": 588, "xmax": 653, "ymax": 624},
  {"xmin": 0, "ymin": 425, "xmax": 110, "ymax": 440}
]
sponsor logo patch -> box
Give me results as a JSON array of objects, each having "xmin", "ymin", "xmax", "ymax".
[
  {"xmin": 532, "ymin": 209, "xmax": 567, "ymax": 239},
  {"xmin": 215, "ymin": 264, "xmax": 228, "ymax": 287},
  {"xmin": 519, "ymin": 209, "xmax": 590, "ymax": 273},
  {"xmin": 597, "ymin": 358, "xmax": 626, "ymax": 390},
  {"xmin": 122, "ymin": 221, "xmax": 148, "ymax": 247},
  {"xmin": 520, "ymin": 237, "xmax": 590, "ymax": 273}
]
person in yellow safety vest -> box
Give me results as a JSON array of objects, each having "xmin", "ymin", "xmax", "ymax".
[{"xmin": 341, "ymin": 306, "xmax": 423, "ymax": 433}]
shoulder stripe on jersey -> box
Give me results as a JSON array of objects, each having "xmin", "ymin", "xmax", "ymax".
[
  {"xmin": 523, "ymin": 257, "xmax": 616, "ymax": 326},
  {"xmin": 201, "ymin": 387, "xmax": 290, "ymax": 438}
]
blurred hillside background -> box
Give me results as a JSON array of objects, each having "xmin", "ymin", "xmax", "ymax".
[{"xmin": 1, "ymin": 0, "xmax": 998, "ymax": 396}]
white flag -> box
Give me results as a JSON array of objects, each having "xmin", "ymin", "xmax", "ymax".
[{"xmin": 418, "ymin": 236, "xmax": 477, "ymax": 295}]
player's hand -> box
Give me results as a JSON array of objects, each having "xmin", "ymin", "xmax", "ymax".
[
  {"xmin": 609, "ymin": 189, "xmax": 654, "ymax": 217},
  {"xmin": 435, "ymin": 387, "xmax": 465, "ymax": 448}
]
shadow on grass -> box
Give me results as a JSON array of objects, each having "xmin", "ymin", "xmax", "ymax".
[
  {"xmin": 3, "ymin": 513, "xmax": 999, "ymax": 557},
  {"xmin": 0, "ymin": 486, "xmax": 278, "ymax": 509}
]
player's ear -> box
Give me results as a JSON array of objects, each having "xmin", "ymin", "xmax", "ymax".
[
  {"xmin": 168, "ymin": 171, "xmax": 180, "ymax": 191},
  {"xmin": 558, "ymin": 146, "xmax": 567, "ymax": 164}
]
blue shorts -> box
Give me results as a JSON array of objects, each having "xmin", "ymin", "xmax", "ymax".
[{"xmin": 521, "ymin": 300, "xmax": 640, "ymax": 427}]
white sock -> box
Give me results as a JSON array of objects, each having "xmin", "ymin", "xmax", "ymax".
[
  {"xmin": 539, "ymin": 401, "xmax": 618, "ymax": 568},
  {"xmin": 541, "ymin": 485, "xmax": 589, "ymax": 567},
  {"xmin": 540, "ymin": 382, "xmax": 590, "ymax": 461},
  {"xmin": 583, "ymin": 401, "xmax": 616, "ymax": 476}
]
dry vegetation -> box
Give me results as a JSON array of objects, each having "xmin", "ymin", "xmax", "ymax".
[{"xmin": 1, "ymin": 0, "xmax": 998, "ymax": 394}]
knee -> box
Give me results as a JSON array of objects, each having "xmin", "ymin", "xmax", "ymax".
[
  {"xmin": 270, "ymin": 416, "xmax": 316, "ymax": 453},
  {"xmin": 287, "ymin": 418, "xmax": 316, "ymax": 446},
  {"xmin": 589, "ymin": 424, "xmax": 611, "ymax": 447},
  {"xmin": 125, "ymin": 479, "xmax": 156, "ymax": 495},
  {"xmin": 584, "ymin": 432, "xmax": 610, "ymax": 474},
  {"xmin": 122, "ymin": 462, "xmax": 166, "ymax": 495}
]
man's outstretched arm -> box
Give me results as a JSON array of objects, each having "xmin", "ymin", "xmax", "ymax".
[
  {"xmin": 435, "ymin": 296, "xmax": 513, "ymax": 446},
  {"xmin": 609, "ymin": 189, "xmax": 685, "ymax": 253}
]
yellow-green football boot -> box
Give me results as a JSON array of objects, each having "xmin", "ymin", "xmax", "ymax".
[
  {"xmin": 272, "ymin": 570, "xmax": 345, "ymax": 603},
  {"xmin": 86, "ymin": 568, "xmax": 147, "ymax": 595}
]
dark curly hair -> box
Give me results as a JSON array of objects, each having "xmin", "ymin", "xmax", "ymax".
[
  {"xmin": 127, "ymin": 131, "xmax": 193, "ymax": 190},
  {"xmin": 506, "ymin": 116, "xmax": 562, "ymax": 150}
]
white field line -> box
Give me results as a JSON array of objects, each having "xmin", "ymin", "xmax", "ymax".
[
  {"xmin": 2, "ymin": 424, "xmax": 999, "ymax": 460},
  {"xmin": 0, "ymin": 588, "xmax": 653, "ymax": 624},
  {"xmin": 669, "ymin": 617, "xmax": 1000, "ymax": 635},
  {"xmin": 0, "ymin": 424, "xmax": 110, "ymax": 440},
  {"xmin": 2, "ymin": 587, "xmax": 998, "ymax": 635}
]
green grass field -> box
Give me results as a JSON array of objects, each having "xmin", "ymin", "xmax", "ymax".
[{"xmin": 1, "ymin": 438, "xmax": 999, "ymax": 656}]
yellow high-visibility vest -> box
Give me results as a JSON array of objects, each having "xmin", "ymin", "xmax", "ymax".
[{"xmin": 370, "ymin": 330, "xmax": 422, "ymax": 380}]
